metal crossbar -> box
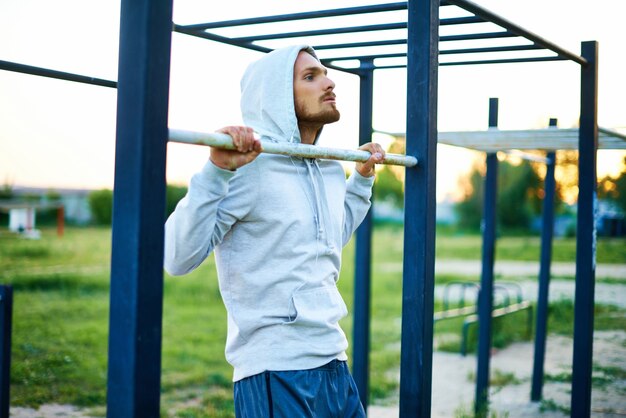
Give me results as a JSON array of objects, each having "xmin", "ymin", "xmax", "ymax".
[
  {"xmin": 169, "ymin": 129, "xmax": 418, "ymax": 167},
  {"xmin": 175, "ymin": 0, "xmax": 587, "ymax": 70}
]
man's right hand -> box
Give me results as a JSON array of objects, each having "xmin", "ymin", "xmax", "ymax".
[{"xmin": 210, "ymin": 126, "xmax": 262, "ymax": 171}]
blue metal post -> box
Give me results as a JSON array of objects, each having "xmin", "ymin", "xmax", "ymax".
[
  {"xmin": 353, "ymin": 59, "xmax": 374, "ymax": 411},
  {"xmin": 531, "ymin": 120, "xmax": 557, "ymax": 402},
  {"xmin": 0, "ymin": 286, "xmax": 12, "ymax": 418},
  {"xmin": 475, "ymin": 97, "xmax": 499, "ymax": 416},
  {"xmin": 399, "ymin": 0, "xmax": 438, "ymax": 415},
  {"xmin": 106, "ymin": 0, "xmax": 173, "ymax": 417},
  {"xmin": 571, "ymin": 41, "xmax": 598, "ymax": 418}
]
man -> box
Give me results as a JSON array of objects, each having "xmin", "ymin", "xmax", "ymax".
[{"xmin": 164, "ymin": 45, "xmax": 385, "ymax": 417}]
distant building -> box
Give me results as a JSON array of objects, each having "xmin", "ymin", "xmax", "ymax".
[{"xmin": 12, "ymin": 186, "xmax": 93, "ymax": 225}]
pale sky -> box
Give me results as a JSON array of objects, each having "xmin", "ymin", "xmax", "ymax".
[{"xmin": 1, "ymin": 0, "xmax": 625, "ymax": 202}]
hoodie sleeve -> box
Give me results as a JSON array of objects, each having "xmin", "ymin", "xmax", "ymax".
[
  {"xmin": 164, "ymin": 160, "xmax": 258, "ymax": 276},
  {"xmin": 342, "ymin": 170, "xmax": 375, "ymax": 247}
]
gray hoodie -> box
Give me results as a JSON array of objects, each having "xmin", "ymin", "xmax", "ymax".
[{"xmin": 164, "ymin": 45, "xmax": 374, "ymax": 381}]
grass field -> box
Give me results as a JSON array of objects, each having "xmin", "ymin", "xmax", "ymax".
[{"xmin": 0, "ymin": 226, "xmax": 624, "ymax": 416}]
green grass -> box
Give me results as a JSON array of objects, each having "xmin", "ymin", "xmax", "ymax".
[{"xmin": 1, "ymin": 225, "xmax": 624, "ymax": 415}]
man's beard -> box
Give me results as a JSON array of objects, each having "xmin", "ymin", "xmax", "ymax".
[{"xmin": 295, "ymin": 102, "xmax": 341, "ymax": 125}]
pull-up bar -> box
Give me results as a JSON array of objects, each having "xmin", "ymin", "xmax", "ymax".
[{"xmin": 169, "ymin": 129, "xmax": 419, "ymax": 167}]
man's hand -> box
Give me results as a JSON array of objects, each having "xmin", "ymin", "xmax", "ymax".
[
  {"xmin": 210, "ymin": 126, "xmax": 262, "ymax": 171},
  {"xmin": 355, "ymin": 142, "xmax": 385, "ymax": 177}
]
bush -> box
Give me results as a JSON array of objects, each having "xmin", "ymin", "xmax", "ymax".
[
  {"xmin": 88, "ymin": 189, "xmax": 113, "ymax": 225},
  {"xmin": 166, "ymin": 185, "xmax": 188, "ymax": 218}
]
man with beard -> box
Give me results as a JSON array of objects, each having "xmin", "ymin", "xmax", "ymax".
[{"xmin": 164, "ymin": 45, "xmax": 385, "ymax": 417}]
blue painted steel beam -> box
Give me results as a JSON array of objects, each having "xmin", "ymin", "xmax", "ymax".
[
  {"xmin": 313, "ymin": 31, "xmax": 516, "ymax": 51},
  {"xmin": 531, "ymin": 115, "xmax": 557, "ymax": 401},
  {"xmin": 106, "ymin": 0, "xmax": 173, "ymax": 416},
  {"xmin": 179, "ymin": 2, "xmax": 408, "ymax": 31},
  {"xmin": 346, "ymin": 55, "xmax": 567, "ymax": 71},
  {"xmin": 475, "ymin": 97, "xmax": 499, "ymax": 416},
  {"xmin": 232, "ymin": 22, "xmax": 408, "ymax": 43},
  {"xmin": 399, "ymin": 0, "xmax": 438, "ymax": 416},
  {"xmin": 327, "ymin": 44, "xmax": 544, "ymax": 63},
  {"xmin": 441, "ymin": 56, "xmax": 567, "ymax": 66},
  {"xmin": 0, "ymin": 286, "xmax": 13, "ymax": 418},
  {"xmin": 230, "ymin": 16, "xmax": 482, "ymax": 44},
  {"xmin": 0, "ymin": 60, "xmax": 116, "ymax": 88},
  {"xmin": 353, "ymin": 60, "xmax": 375, "ymax": 413},
  {"xmin": 571, "ymin": 40, "xmax": 598, "ymax": 418}
]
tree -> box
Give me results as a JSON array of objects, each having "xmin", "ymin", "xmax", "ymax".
[
  {"xmin": 166, "ymin": 185, "xmax": 188, "ymax": 217},
  {"xmin": 374, "ymin": 166, "xmax": 404, "ymax": 208},
  {"xmin": 454, "ymin": 157, "xmax": 543, "ymax": 231},
  {"xmin": 88, "ymin": 185, "xmax": 188, "ymax": 225},
  {"xmin": 88, "ymin": 189, "xmax": 114, "ymax": 225},
  {"xmin": 598, "ymin": 156, "xmax": 626, "ymax": 212}
]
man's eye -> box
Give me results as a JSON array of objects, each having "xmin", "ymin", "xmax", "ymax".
[{"xmin": 304, "ymin": 74, "xmax": 314, "ymax": 80}]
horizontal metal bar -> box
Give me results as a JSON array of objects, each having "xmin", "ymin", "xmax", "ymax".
[
  {"xmin": 313, "ymin": 39, "xmax": 407, "ymax": 51},
  {"xmin": 179, "ymin": 2, "xmax": 408, "ymax": 31},
  {"xmin": 340, "ymin": 55, "xmax": 565, "ymax": 70},
  {"xmin": 0, "ymin": 60, "xmax": 116, "ymax": 88},
  {"xmin": 440, "ymin": 44, "xmax": 543, "ymax": 55},
  {"xmin": 598, "ymin": 126, "xmax": 626, "ymax": 142},
  {"xmin": 446, "ymin": 0, "xmax": 587, "ymax": 65},
  {"xmin": 439, "ymin": 15, "xmax": 484, "ymax": 26},
  {"xmin": 441, "ymin": 56, "xmax": 567, "ymax": 66},
  {"xmin": 231, "ymin": 22, "xmax": 407, "ymax": 43},
  {"xmin": 329, "ymin": 52, "xmax": 405, "ymax": 62},
  {"xmin": 326, "ymin": 44, "xmax": 544, "ymax": 63},
  {"xmin": 440, "ymin": 31, "xmax": 517, "ymax": 42},
  {"xmin": 499, "ymin": 150, "xmax": 553, "ymax": 164},
  {"xmin": 173, "ymin": 25, "xmax": 272, "ymax": 53},
  {"xmin": 230, "ymin": 15, "xmax": 485, "ymax": 43},
  {"xmin": 312, "ymin": 31, "xmax": 516, "ymax": 54},
  {"xmin": 168, "ymin": 129, "xmax": 418, "ymax": 167}
]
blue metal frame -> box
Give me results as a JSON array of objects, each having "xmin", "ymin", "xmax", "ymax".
[
  {"xmin": 474, "ymin": 98, "xmax": 499, "ymax": 415},
  {"xmin": 0, "ymin": 286, "xmax": 12, "ymax": 418},
  {"xmin": 174, "ymin": 0, "xmax": 586, "ymax": 70},
  {"xmin": 399, "ymin": 0, "xmax": 438, "ymax": 415},
  {"xmin": 531, "ymin": 121, "xmax": 557, "ymax": 402},
  {"xmin": 353, "ymin": 59, "xmax": 375, "ymax": 411},
  {"xmin": 0, "ymin": 60, "xmax": 116, "ymax": 88},
  {"xmin": 106, "ymin": 0, "xmax": 173, "ymax": 416},
  {"xmin": 571, "ymin": 41, "xmax": 598, "ymax": 418}
]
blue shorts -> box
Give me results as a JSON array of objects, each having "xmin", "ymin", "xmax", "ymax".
[{"xmin": 233, "ymin": 359, "xmax": 366, "ymax": 418}]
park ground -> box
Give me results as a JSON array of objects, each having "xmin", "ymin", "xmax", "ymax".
[{"xmin": 2, "ymin": 226, "xmax": 625, "ymax": 417}]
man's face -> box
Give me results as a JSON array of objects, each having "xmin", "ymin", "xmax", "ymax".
[{"xmin": 293, "ymin": 51, "xmax": 340, "ymax": 125}]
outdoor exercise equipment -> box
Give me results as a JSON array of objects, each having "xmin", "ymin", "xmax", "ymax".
[
  {"xmin": 433, "ymin": 281, "xmax": 533, "ymax": 357},
  {"xmin": 168, "ymin": 129, "xmax": 418, "ymax": 167},
  {"xmin": 0, "ymin": 0, "xmax": 613, "ymax": 416}
]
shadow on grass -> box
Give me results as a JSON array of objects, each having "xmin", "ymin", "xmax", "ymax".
[{"xmin": 6, "ymin": 273, "xmax": 109, "ymax": 294}]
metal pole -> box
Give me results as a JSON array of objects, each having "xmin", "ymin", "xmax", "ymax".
[
  {"xmin": 353, "ymin": 60, "xmax": 374, "ymax": 412},
  {"xmin": 168, "ymin": 129, "xmax": 417, "ymax": 167},
  {"xmin": 571, "ymin": 40, "xmax": 598, "ymax": 418},
  {"xmin": 399, "ymin": 0, "xmax": 438, "ymax": 415},
  {"xmin": 106, "ymin": 0, "xmax": 173, "ymax": 416},
  {"xmin": 531, "ymin": 120, "xmax": 557, "ymax": 402},
  {"xmin": 475, "ymin": 97, "xmax": 499, "ymax": 416},
  {"xmin": 0, "ymin": 286, "xmax": 13, "ymax": 418}
]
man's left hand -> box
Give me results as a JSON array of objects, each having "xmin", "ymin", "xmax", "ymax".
[{"xmin": 356, "ymin": 142, "xmax": 385, "ymax": 177}]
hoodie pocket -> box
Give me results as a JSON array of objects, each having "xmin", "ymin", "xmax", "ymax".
[{"xmin": 288, "ymin": 285, "xmax": 348, "ymax": 327}]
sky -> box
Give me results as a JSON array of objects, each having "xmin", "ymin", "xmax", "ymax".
[{"xmin": 1, "ymin": 0, "xmax": 625, "ymax": 202}]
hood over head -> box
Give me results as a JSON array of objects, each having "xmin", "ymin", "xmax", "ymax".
[{"xmin": 240, "ymin": 45, "xmax": 320, "ymax": 144}]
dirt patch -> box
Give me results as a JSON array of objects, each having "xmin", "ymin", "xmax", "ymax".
[{"xmin": 370, "ymin": 330, "xmax": 626, "ymax": 418}]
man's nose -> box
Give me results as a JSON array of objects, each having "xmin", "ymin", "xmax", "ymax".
[{"xmin": 324, "ymin": 76, "xmax": 335, "ymax": 90}]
